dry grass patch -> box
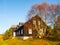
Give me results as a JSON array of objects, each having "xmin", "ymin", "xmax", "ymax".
[{"xmin": 0, "ymin": 37, "xmax": 60, "ymax": 45}]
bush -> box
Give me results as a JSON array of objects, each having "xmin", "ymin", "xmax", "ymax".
[
  {"xmin": 47, "ymin": 30, "xmax": 60, "ymax": 41},
  {"xmin": 3, "ymin": 28, "xmax": 13, "ymax": 40},
  {"xmin": 55, "ymin": 33, "xmax": 60, "ymax": 41}
]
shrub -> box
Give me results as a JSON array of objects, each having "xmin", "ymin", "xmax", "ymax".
[
  {"xmin": 3, "ymin": 28, "xmax": 13, "ymax": 40},
  {"xmin": 47, "ymin": 30, "xmax": 60, "ymax": 41}
]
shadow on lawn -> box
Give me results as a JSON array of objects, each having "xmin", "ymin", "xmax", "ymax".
[{"xmin": 45, "ymin": 36, "xmax": 60, "ymax": 42}]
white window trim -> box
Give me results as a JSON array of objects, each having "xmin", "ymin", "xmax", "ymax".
[
  {"xmin": 29, "ymin": 29, "xmax": 32, "ymax": 34},
  {"xmin": 13, "ymin": 32, "xmax": 16, "ymax": 37}
]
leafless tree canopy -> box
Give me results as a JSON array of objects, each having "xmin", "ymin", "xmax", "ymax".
[{"xmin": 27, "ymin": 2, "xmax": 60, "ymax": 27}]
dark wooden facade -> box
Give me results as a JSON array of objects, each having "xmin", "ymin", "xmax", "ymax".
[{"xmin": 14, "ymin": 15, "xmax": 47, "ymax": 38}]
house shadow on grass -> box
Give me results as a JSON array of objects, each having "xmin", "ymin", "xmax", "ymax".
[{"xmin": 45, "ymin": 36, "xmax": 60, "ymax": 42}]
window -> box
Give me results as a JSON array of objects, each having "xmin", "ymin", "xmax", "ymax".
[
  {"xmin": 40, "ymin": 28, "xmax": 44, "ymax": 35},
  {"xmin": 21, "ymin": 30, "xmax": 23, "ymax": 34},
  {"xmin": 38, "ymin": 21, "xmax": 40, "ymax": 25},
  {"xmin": 40, "ymin": 28, "xmax": 43, "ymax": 33},
  {"xmin": 33, "ymin": 20, "xmax": 36, "ymax": 25},
  {"xmin": 18, "ymin": 31, "xmax": 20, "ymax": 35},
  {"xmin": 13, "ymin": 32, "xmax": 16, "ymax": 37},
  {"xmin": 29, "ymin": 29, "xmax": 32, "ymax": 34}
]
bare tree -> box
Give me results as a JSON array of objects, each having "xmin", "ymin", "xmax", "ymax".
[
  {"xmin": 27, "ymin": 2, "xmax": 60, "ymax": 28},
  {"xmin": 27, "ymin": 2, "xmax": 60, "ymax": 38}
]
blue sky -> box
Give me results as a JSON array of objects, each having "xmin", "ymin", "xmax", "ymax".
[{"xmin": 0, "ymin": 0, "xmax": 60, "ymax": 34}]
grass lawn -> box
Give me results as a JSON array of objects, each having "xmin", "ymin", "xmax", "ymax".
[{"xmin": 0, "ymin": 38, "xmax": 60, "ymax": 45}]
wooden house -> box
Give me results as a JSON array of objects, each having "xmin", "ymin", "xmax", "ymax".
[{"xmin": 13, "ymin": 15, "xmax": 47, "ymax": 40}]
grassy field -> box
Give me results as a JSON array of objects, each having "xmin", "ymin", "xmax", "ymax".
[
  {"xmin": 0, "ymin": 37, "xmax": 60, "ymax": 45},
  {"xmin": 0, "ymin": 35, "xmax": 60, "ymax": 45}
]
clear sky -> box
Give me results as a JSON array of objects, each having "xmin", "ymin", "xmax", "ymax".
[{"xmin": 0, "ymin": 0, "xmax": 60, "ymax": 34}]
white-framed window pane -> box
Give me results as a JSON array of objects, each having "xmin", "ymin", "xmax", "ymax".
[{"xmin": 29, "ymin": 29, "xmax": 32, "ymax": 34}]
